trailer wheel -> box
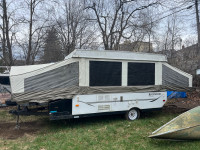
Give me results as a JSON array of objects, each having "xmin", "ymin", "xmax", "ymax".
[{"xmin": 125, "ymin": 108, "xmax": 140, "ymax": 121}]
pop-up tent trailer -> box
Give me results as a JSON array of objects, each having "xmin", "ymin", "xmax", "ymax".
[{"xmin": 9, "ymin": 49, "xmax": 193, "ymax": 120}]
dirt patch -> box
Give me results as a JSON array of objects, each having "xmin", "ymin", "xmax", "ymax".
[{"xmin": 0, "ymin": 121, "xmax": 45, "ymax": 139}]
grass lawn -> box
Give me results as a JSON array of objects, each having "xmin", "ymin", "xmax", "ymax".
[{"xmin": 0, "ymin": 108, "xmax": 200, "ymax": 150}]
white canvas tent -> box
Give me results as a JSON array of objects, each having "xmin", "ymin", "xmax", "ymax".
[{"xmin": 10, "ymin": 49, "xmax": 193, "ymax": 104}]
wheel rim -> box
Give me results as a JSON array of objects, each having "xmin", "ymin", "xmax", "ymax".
[{"xmin": 128, "ymin": 109, "xmax": 138, "ymax": 120}]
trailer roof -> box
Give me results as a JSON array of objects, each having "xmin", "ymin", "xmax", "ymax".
[
  {"xmin": 65, "ymin": 49, "xmax": 167, "ymax": 62},
  {"xmin": 0, "ymin": 73, "xmax": 9, "ymax": 77},
  {"xmin": 10, "ymin": 49, "xmax": 167, "ymax": 76},
  {"xmin": 10, "ymin": 63, "xmax": 54, "ymax": 76}
]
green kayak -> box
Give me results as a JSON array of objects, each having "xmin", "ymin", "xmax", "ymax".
[{"xmin": 149, "ymin": 106, "xmax": 200, "ymax": 140}]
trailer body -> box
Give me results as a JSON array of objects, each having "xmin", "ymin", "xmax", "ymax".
[{"xmin": 49, "ymin": 92, "xmax": 167, "ymax": 120}]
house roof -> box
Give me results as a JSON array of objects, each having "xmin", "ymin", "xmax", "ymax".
[{"xmin": 65, "ymin": 49, "xmax": 167, "ymax": 62}]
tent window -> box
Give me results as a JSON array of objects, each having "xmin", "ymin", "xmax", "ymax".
[
  {"xmin": 128, "ymin": 62, "xmax": 155, "ymax": 86},
  {"xmin": 89, "ymin": 61, "xmax": 122, "ymax": 86},
  {"xmin": 0, "ymin": 76, "xmax": 10, "ymax": 85}
]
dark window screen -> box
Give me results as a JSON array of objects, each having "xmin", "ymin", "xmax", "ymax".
[
  {"xmin": 0, "ymin": 76, "xmax": 10, "ymax": 85},
  {"xmin": 128, "ymin": 62, "xmax": 155, "ymax": 86},
  {"xmin": 89, "ymin": 61, "xmax": 122, "ymax": 86}
]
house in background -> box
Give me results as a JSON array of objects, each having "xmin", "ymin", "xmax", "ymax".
[
  {"xmin": 119, "ymin": 40, "xmax": 153, "ymax": 52},
  {"xmin": 197, "ymin": 69, "xmax": 200, "ymax": 75}
]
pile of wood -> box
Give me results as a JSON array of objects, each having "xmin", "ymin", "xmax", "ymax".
[{"xmin": 163, "ymin": 90, "xmax": 200, "ymax": 113}]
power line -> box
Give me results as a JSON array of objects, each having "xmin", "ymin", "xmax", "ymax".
[
  {"xmin": 145, "ymin": 4, "xmax": 194, "ymax": 26},
  {"xmin": 156, "ymin": 1, "xmax": 193, "ymax": 17}
]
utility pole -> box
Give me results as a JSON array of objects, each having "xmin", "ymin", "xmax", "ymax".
[{"xmin": 195, "ymin": 0, "xmax": 200, "ymax": 49}]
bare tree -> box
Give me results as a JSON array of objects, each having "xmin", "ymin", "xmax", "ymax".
[
  {"xmin": 195, "ymin": 0, "xmax": 200, "ymax": 48},
  {"xmin": 183, "ymin": 35, "xmax": 197, "ymax": 47},
  {"xmin": 0, "ymin": 0, "xmax": 14, "ymax": 66},
  {"xmin": 54, "ymin": 0, "xmax": 96, "ymax": 56},
  {"xmin": 86, "ymin": 0, "xmax": 159, "ymax": 50},
  {"xmin": 14, "ymin": 0, "xmax": 55, "ymax": 65},
  {"xmin": 25, "ymin": 0, "xmax": 45, "ymax": 64},
  {"xmin": 139, "ymin": 7, "xmax": 159, "ymax": 52},
  {"xmin": 161, "ymin": 14, "xmax": 182, "ymax": 51}
]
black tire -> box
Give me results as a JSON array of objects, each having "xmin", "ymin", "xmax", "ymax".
[{"xmin": 125, "ymin": 108, "xmax": 140, "ymax": 121}]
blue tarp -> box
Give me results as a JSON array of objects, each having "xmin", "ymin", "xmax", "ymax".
[{"xmin": 167, "ymin": 91, "xmax": 187, "ymax": 99}]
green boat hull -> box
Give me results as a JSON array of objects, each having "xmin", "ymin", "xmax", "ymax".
[{"xmin": 149, "ymin": 106, "xmax": 200, "ymax": 140}]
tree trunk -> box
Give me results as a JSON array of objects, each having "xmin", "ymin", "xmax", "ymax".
[
  {"xmin": 195, "ymin": 0, "xmax": 200, "ymax": 49},
  {"xmin": 26, "ymin": 0, "xmax": 33, "ymax": 65},
  {"xmin": 3, "ymin": 0, "xmax": 13, "ymax": 66},
  {"xmin": 2, "ymin": 4, "xmax": 8, "ymax": 65},
  {"xmin": 149, "ymin": 34, "xmax": 151, "ymax": 52}
]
